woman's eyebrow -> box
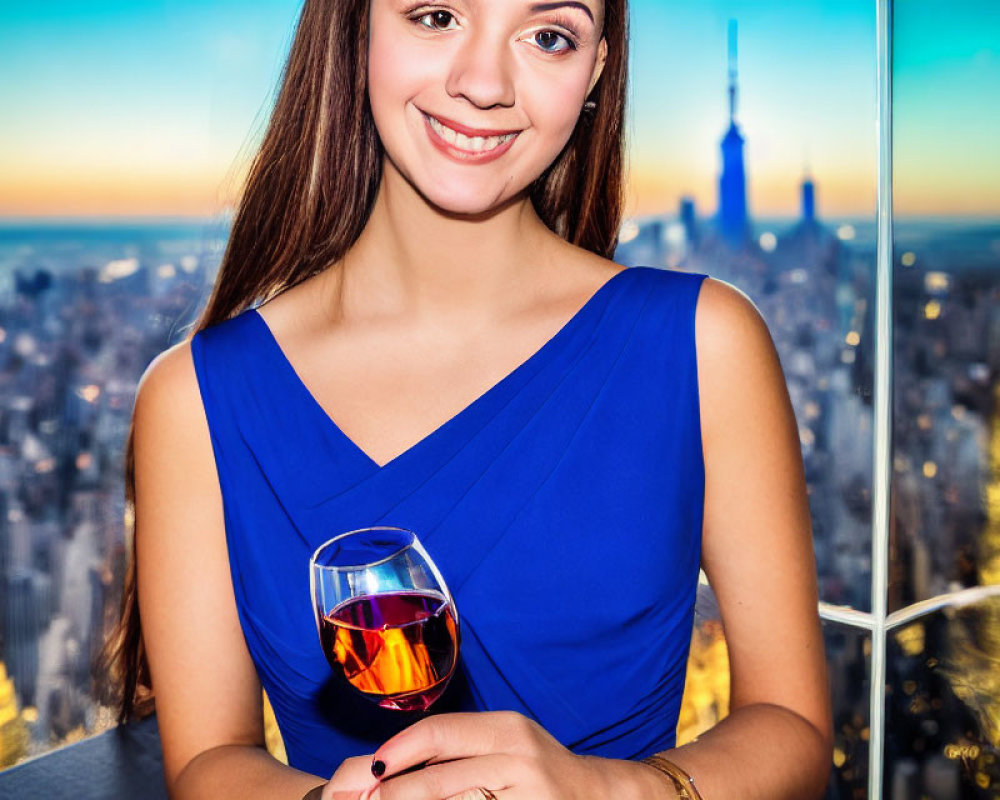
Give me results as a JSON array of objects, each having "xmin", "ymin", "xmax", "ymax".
[{"xmin": 528, "ymin": 1, "xmax": 595, "ymax": 24}]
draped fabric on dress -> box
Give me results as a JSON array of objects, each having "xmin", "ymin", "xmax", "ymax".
[{"xmin": 190, "ymin": 266, "xmax": 708, "ymax": 779}]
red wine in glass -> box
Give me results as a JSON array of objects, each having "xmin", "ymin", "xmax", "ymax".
[
  {"xmin": 319, "ymin": 590, "xmax": 458, "ymax": 712},
  {"xmin": 310, "ymin": 527, "xmax": 460, "ymax": 712}
]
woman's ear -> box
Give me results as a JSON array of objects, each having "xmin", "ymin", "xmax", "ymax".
[{"xmin": 587, "ymin": 36, "xmax": 608, "ymax": 97}]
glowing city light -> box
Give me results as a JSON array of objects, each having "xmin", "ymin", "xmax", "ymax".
[
  {"xmin": 77, "ymin": 385, "xmax": 101, "ymax": 403},
  {"xmin": 799, "ymin": 427, "xmax": 815, "ymax": 446},
  {"xmin": 836, "ymin": 224, "xmax": 856, "ymax": 241},
  {"xmin": 924, "ymin": 299, "xmax": 942, "ymax": 320},
  {"xmin": 180, "ymin": 255, "xmax": 198, "ymax": 273},
  {"xmin": 618, "ymin": 219, "xmax": 640, "ymax": 244},
  {"xmin": 845, "ymin": 331, "xmax": 861, "ymax": 346},
  {"xmin": 0, "ymin": 327, "xmax": 6, "ymax": 344},
  {"xmin": 969, "ymin": 363, "xmax": 990, "ymax": 383},
  {"xmin": 925, "ymin": 272, "xmax": 950, "ymax": 293},
  {"xmin": 901, "ymin": 251, "xmax": 917, "ymax": 267},
  {"xmin": 759, "ymin": 231, "xmax": 777, "ymax": 252},
  {"xmin": 923, "ymin": 461, "xmax": 938, "ymax": 478},
  {"xmin": 944, "ymin": 743, "xmax": 981, "ymax": 760},
  {"xmin": 76, "ymin": 452, "xmax": 93, "ymax": 471},
  {"xmin": 157, "ymin": 264, "xmax": 177, "ymax": 280},
  {"xmin": 98, "ymin": 257, "xmax": 140, "ymax": 283},
  {"xmin": 34, "ymin": 458, "xmax": 56, "ymax": 474},
  {"xmin": 14, "ymin": 334, "xmax": 37, "ymax": 357},
  {"xmin": 665, "ymin": 222, "xmax": 687, "ymax": 247}
]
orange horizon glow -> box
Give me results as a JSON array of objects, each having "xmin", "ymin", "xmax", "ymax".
[
  {"xmin": 1, "ymin": 161, "xmax": 995, "ymax": 221},
  {"xmin": 0, "ymin": 162, "xmax": 248, "ymax": 218},
  {"xmin": 0, "ymin": 171, "xmax": 882, "ymax": 221}
]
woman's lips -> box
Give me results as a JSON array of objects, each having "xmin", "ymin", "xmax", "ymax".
[
  {"xmin": 426, "ymin": 112, "xmax": 521, "ymax": 138},
  {"xmin": 421, "ymin": 112, "xmax": 520, "ymax": 165}
]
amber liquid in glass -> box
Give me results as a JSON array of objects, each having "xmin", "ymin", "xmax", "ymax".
[{"xmin": 320, "ymin": 590, "xmax": 458, "ymax": 712}]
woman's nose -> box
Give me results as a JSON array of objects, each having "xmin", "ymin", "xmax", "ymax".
[{"xmin": 445, "ymin": 31, "xmax": 516, "ymax": 109}]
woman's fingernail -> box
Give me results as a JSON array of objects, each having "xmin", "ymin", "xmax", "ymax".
[{"xmin": 371, "ymin": 759, "xmax": 386, "ymax": 778}]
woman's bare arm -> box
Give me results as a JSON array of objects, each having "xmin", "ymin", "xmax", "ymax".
[
  {"xmin": 134, "ymin": 342, "xmax": 328, "ymax": 799},
  {"xmin": 648, "ymin": 277, "xmax": 833, "ymax": 798}
]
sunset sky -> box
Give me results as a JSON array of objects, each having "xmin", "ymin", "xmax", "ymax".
[{"xmin": 0, "ymin": 0, "xmax": 996, "ymax": 220}]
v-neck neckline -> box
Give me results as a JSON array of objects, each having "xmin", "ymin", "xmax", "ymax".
[{"xmin": 249, "ymin": 267, "xmax": 631, "ymax": 471}]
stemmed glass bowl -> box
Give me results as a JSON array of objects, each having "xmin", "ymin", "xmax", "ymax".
[{"xmin": 310, "ymin": 527, "xmax": 460, "ymax": 712}]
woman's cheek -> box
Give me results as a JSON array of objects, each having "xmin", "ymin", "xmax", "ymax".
[
  {"xmin": 522, "ymin": 74, "xmax": 589, "ymax": 143},
  {"xmin": 369, "ymin": 34, "xmax": 413, "ymax": 102}
]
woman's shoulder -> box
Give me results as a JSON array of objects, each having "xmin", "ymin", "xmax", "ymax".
[
  {"xmin": 133, "ymin": 339, "xmax": 207, "ymax": 446},
  {"xmin": 693, "ymin": 276, "xmax": 775, "ymax": 364},
  {"xmin": 693, "ymin": 276, "xmax": 790, "ymax": 446},
  {"xmin": 137, "ymin": 339, "xmax": 197, "ymax": 400}
]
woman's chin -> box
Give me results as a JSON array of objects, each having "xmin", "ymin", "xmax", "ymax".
[{"xmin": 420, "ymin": 184, "xmax": 525, "ymax": 220}]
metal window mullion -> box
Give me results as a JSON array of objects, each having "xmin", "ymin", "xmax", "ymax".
[{"xmin": 870, "ymin": 0, "xmax": 894, "ymax": 797}]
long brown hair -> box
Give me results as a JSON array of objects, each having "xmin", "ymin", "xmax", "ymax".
[{"xmin": 98, "ymin": 0, "xmax": 630, "ymax": 723}]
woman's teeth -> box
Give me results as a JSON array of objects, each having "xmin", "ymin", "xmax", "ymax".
[{"xmin": 427, "ymin": 115, "xmax": 516, "ymax": 152}]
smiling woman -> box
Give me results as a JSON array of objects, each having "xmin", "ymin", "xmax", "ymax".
[
  {"xmin": 96, "ymin": 1, "xmax": 832, "ymax": 799},
  {"xmin": 366, "ymin": 0, "xmax": 607, "ymax": 212}
]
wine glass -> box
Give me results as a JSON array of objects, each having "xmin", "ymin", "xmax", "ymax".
[{"xmin": 310, "ymin": 526, "xmax": 460, "ymax": 712}]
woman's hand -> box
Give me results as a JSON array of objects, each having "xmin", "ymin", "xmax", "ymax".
[
  {"xmin": 311, "ymin": 754, "xmax": 381, "ymax": 800},
  {"xmin": 359, "ymin": 711, "xmax": 673, "ymax": 800}
]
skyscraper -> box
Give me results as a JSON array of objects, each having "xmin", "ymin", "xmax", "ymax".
[
  {"xmin": 718, "ymin": 21, "xmax": 749, "ymax": 248},
  {"xmin": 679, "ymin": 196, "xmax": 699, "ymax": 247},
  {"xmin": 802, "ymin": 175, "xmax": 817, "ymax": 223}
]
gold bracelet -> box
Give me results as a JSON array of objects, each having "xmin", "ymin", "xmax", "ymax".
[{"xmin": 641, "ymin": 755, "xmax": 704, "ymax": 800}]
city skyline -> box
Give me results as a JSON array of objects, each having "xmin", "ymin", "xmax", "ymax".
[
  {"xmin": 0, "ymin": 1, "xmax": 997, "ymax": 219},
  {"xmin": 0, "ymin": 5, "xmax": 998, "ymax": 788}
]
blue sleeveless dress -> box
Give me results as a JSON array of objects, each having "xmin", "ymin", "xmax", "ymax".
[{"xmin": 190, "ymin": 266, "xmax": 708, "ymax": 778}]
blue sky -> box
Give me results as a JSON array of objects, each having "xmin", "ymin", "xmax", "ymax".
[
  {"xmin": 0, "ymin": 0, "xmax": 995, "ymax": 218},
  {"xmin": 628, "ymin": 0, "xmax": 876, "ymax": 217}
]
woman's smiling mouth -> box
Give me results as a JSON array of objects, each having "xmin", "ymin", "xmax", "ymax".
[{"xmin": 421, "ymin": 111, "xmax": 521, "ymax": 163}]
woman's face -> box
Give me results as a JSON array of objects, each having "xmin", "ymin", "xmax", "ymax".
[{"xmin": 368, "ymin": 0, "xmax": 607, "ymax": 215}]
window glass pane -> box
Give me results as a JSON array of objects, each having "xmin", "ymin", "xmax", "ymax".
[
  {"xmin": 0, "ymin": 0, "xmax": 291, "ymax": 766},
  {"xmin": 824, "ymin": 619, "xmax": 871, "ymax": 799},
  {"xmin": 0, "ymin": 225, "xmax": 216, "ymax": 767},
  {"xmin": 618, "ymin": 1, "xmax": 877, "ymax": 611},
  {"xmin": 890, "ymin": 0, "xmax": 1000, "ymax": 609},
  {"xmin": 680, "ymin": 594, "xmax": 873, "ymax": 797},
  {"xmin": 885, "ymin": 598, "xmax": 1000, "ymax": 797}
]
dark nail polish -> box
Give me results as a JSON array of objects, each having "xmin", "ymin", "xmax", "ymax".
[{"xmin": 371, "ymin": 759, "xmax": 386, "ymax": 778}]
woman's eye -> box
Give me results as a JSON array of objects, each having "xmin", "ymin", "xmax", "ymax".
[
  {"xmin": 415, "ymin": 10, "xmax": 458, "ymax": 31},
  {"xmin": 532, "ymin": 30, "xmax": 575, "ymax": 53}
]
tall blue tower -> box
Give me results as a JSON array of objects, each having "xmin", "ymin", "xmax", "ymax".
[
  {"xmin": 801, "ymin": 175, "xmax": 816, "ymax": 223},
  {"xmin": 718, "ymin": 21, "xmax": 749, "ymax": 248}
]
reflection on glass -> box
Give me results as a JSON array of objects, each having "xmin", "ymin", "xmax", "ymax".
[
  {"xmin": 823, "ymin": 620, "xmax": 870, "ymax": 799},
  {"xmin": 885, "ymin": 598, "xmax": 1000, "ymax": 798},
  {"xmin": 889, "ymin": 0, "xmax": 1000, "ymax": 609},
  {"xmin": 618, "ymin": 1, "xmax": 877, "ymax": 611}
]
